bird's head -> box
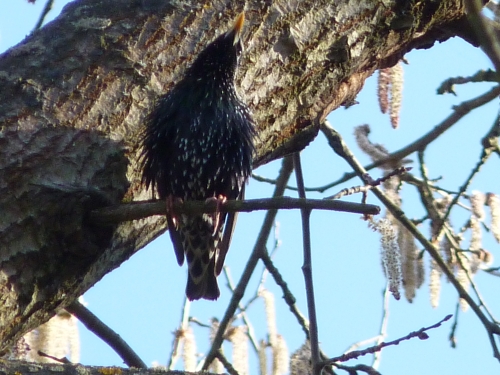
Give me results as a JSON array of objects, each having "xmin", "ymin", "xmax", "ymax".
[{"xmin": 189, "ymin": 12, "xmax": 246, "ymax": 80}]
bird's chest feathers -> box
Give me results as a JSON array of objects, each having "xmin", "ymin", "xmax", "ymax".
[{"xmin": 167, "ymin": 102, "xmax": 246, "ymax": 199}]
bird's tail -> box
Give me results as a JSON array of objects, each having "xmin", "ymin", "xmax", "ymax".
[
  {"xmin": 186, "ymin": 258, "xmax": 220, "ymax": 300},
  {"xmin": 180, "ymin": 215, "xmax": 223, "ymax": 300}
]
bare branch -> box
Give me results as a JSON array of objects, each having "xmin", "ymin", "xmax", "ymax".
[
  {"xmin": 37, "ymin": 351, "xmax": 71, "ymax": 364},
  {"xmin": 66, "ymin": 301, "xmax": 147, "ymax": 369},
  {"xmin": 323, "ymin": 315, "xmax": 452, "ymax": 365},
  {"xmin": 90, "ymin": 197, "xmax": 380, "ymax": 225},
  {"xmin": 437, "ymin": 69, "xmax": 498, "ymax": 95},
  {"xmin": 33, "ymin": 0, "xmax": 54, "ymax": 31},
  {"xmin": 326, "ymin": 167, "xmax": 411, "ymax": 200},
  {"xmin": 260, "ymin": 252, "xmax": 310, "ymax": 339},
  {"xmin": 215, "ymin": 351, "xmax": 241, "ymax": 375},
  {"xmin": 293, "ymin": 153, "xmax": 321, "ymax": 375},
  {"xmin": 333, "ymin": 363, "xmax": 382, "ymax": 375},
  {"xmin": 449, "ymin": 302, "xmax": 460, "ymax": 348}
]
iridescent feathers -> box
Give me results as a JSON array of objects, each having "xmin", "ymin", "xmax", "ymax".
[{"xmin": 140, "ymin": 13, "xmax": 254, "ymax": 300}]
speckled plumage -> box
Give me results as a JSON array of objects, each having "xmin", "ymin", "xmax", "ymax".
[{"xmin": 141, "ymin": 13, "xmax": 254, "ymax": 301}]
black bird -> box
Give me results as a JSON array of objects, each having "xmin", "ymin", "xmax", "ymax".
[{"xmin": 140, "ymin": 13, "xmax": 255, "ymax": 300}]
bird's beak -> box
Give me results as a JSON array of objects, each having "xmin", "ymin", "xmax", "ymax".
[{"xmin": 227, "ymin": 12, "xmax": 245, "ymax": 46}]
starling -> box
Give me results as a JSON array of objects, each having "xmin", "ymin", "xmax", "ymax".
[{"xmin": 140, "ymin": 13, "xmax": 255, "ymax": 300}]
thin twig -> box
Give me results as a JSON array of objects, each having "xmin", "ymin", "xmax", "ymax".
[
  {"xmin": 37, "ymin": 351, "xmax": 71, "ymax": 364},
  {"xmin": 333, "ymin": 363, "xmax": 381, "ymax": 375},
  {"xmin": 260, "ymin": 251, "xmax": 310, "ymax": 338},
  {"xmin": 188, "ymin": 318, "xmax": 211, "ymax": 328},
  {"xmin": 294, "ymin": 153, "xmax": 321, "ymax": 375},
  {"xmin": 417, "ymin": 150, "xmax": 439, "ymax": 218},
  {"xmin": 223, "ymin": 267, "xmax": 260, "ymax": 354},
  {"xmin": 201, "ymin": 156, "xmax": 295, "ymax": 371},
  {"xmin": 326, "ymin": 167, "xmax": 411, "ymax": 200},
  {"xmin": 449, "ymin": 302, "xmax": 460, "ymax": 348},
  {"xmin": 257, "ymin": 223, "xmax": 282, "ymax": 289},
  {"xmin": 323, "ymin": 315, "xmax": 452, "ymax": 365},
  {"xmin": 66, "ymin": 301, "xmax": 147, "ymax": 369},
  {"xmin": 32, "ymin": 0, "xmax": 54, "ymax": 31},
  {"xmin": 437, "ymin": 148, "xmax": 492, "ymax": 239},
  {"xmin": 453, "ymin": 244, "xmax": 498, "ymax": 323},
  {"xmin": 235, "ymin": 225, "xmax": 284, "ymax": 319},
  {"xmin": 90, "ymin": 197, "xmax": 380, "ymax": 225},
  {"xmin": 437, "ymin": 69, "xmax": 498, "ymax": 95},
  {"xmin": 481, "ymin": 113, "xmax": 500, "ymax": 152},
  {"xmin": 215, "ymin": 350, "xmax": 240, "ymax": 375}
]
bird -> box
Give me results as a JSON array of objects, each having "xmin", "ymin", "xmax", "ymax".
[{"xmin": 140, "ymin": 12, "xmax": 255, "ymax": 301}]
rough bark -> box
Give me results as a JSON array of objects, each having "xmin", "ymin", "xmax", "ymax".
[
  {"xmin": 0, "ymin": 0, "xmax": 467, "ymax": 358},
  {"xmin": 0, "ymin": 360, "xmax": 190, "ymax": 375}
]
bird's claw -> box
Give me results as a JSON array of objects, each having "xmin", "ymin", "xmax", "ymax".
[
  {"xmin": 166, "ymin": 196, "xmax": 183, "ymax": 229},
  {"xmin": 206, "ymin": 195, "xmax": 227, "ymax": 236}
]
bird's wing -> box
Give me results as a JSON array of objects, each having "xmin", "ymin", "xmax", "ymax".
[{"xmin": 215, "ymin": 184, "xmax": 245, "ymax": 276}]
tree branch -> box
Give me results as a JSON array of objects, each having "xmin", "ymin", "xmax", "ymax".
[
  {"xmin": 323, "ymin": 315, "xmax": 452, "ymax": 365},
  {"xmin": 90, "ymin": 197, "xmax": 380, "ymax": 225},
  {"xmin": 293, "ymin": 153, "xmax": 321, "ymax": 375},
  {"xmin": 33, "ymin": 0, "xmax": 54, "ymax": 31},
  {"xmin": 260, "ymin": 252, "xmax": 310, "ymax": 340},
  {"xmin": 66, "ymin": 301, "xmax": 147, "ymax": 369}
]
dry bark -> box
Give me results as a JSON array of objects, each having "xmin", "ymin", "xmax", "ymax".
[{"xmin": 0, "ymin": 0, "xmax": 469, "ymax": 361}]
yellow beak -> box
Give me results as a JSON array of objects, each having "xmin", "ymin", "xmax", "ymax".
[{"xmin": 227, "ymin": 12, "xmax": 245, "ymax": 45}]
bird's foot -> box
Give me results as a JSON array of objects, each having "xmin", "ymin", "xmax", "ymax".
[{"xmin": 206, "ymin": 195, "xmax": 227, "ymax": 235}]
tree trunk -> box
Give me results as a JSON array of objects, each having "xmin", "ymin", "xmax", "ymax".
[{"xmin": 0, "ymin": 0, "xmax": 468, "ymax": 358}]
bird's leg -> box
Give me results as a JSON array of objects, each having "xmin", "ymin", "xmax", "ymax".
[
  {"xmin": 166, "ymin": 195, "xmax": 185, "ymax": 266},
  {"xmin": 206, "ymin": 195, "xmax": 227, "ymax": 236},
  {"xmin": 166, "ymin": 195, "xmax": 183, "ymax": 229}
]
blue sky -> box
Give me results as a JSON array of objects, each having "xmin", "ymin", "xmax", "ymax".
[{"xmin": 2, "ymin": 2, "xmax": 500, "ymax": 374}]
